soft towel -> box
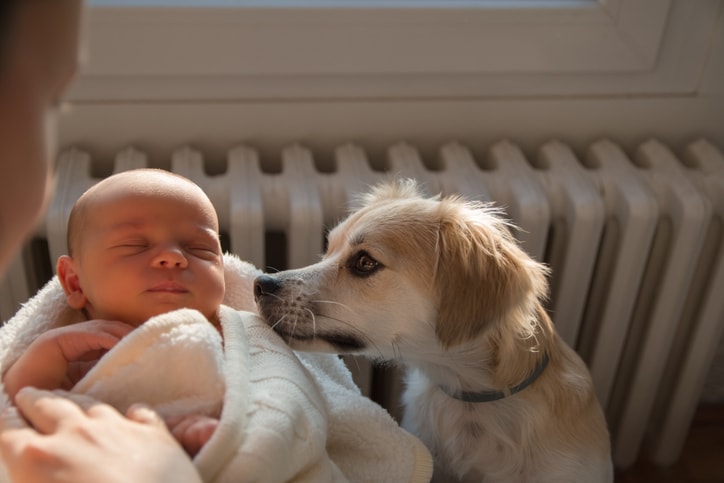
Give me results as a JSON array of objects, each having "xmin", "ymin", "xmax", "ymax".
[{"xmin": 0, "ymin": 254, "xmax": 432, "ymax": 483}]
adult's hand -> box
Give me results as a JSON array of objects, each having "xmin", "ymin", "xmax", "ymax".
[{"xmin": 0, "ymin": 388, "xmax": 202, "ymax": 483}]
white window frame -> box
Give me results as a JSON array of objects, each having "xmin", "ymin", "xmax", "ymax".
[{"xmin": 70, "ymin": 0, "xmax": 720, "ymax": 101}]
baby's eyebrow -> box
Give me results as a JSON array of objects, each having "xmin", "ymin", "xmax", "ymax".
[
  {"xmin": 103, "ymin": 220, "xmax": 148, "ymax": 236},
  {"xmin": 194, "ymin": 225, "xmax": 221, "ymax": 240},
  {"xmin": 100, "ymin": 221, "xmax": 220, "ymax": 244}
]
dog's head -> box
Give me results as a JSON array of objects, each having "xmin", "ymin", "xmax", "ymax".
[{"xmin": 254, "ymin": 179, "xmax": 549, "ymax": 362}]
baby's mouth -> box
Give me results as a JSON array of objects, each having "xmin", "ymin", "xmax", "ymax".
[{"xmin": 148, "ymin": 282, "xmax": 188, "ymax": 293}]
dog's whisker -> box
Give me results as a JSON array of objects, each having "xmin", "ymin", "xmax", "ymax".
[
  {"xmin": 347, "ymin": 355, "xmax": 363, "ymax": 374},
  {"xmin": 288, "ymin": 314, "xmax": 300, "ymax": 342},
  {"xmin": 303, "ymin": 307, "xmax": 317, "ymax": 336},
  {"xmin": 270, "ymin": 313, "xmax": 289, "ymax": 331},
  {"xmin": 290, "ymin": 283, "xmax": 305, "ymax": 300},
  {"xmin": 261, "ymin": 291, "xmax": 287, "ymax": 303},
  {"xmin": 314, "ymin": 312, "xmax": 384, "ymax": 357},
  {"xmin": 310, "ymin": 299, "xmax": 355, "ymax": 313},
  {"xmin": 392, "ymin": 340, "xmax": 403, "ymax": 364}
]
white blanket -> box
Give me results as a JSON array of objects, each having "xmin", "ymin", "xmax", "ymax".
[{"xmin": 0, "ymin": 254, "xmax": 432, "ymax": 483}]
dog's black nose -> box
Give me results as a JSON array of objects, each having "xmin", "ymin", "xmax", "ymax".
[{"xmin": 254, "ymin": 274, "xmax": 282, "ymax": 300}]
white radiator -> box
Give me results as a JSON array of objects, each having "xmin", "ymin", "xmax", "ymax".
[{"xmin": 1, "ymin": 138, "xmax": 723, "ymax": 470}]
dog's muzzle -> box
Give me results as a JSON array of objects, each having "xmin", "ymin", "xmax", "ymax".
[{"xmin": 253, "ymin": 273, "xmax": 367, "ymax": 352}]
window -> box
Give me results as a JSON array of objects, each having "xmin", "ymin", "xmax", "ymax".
[{"xmin": 74, "ymin": 0, "xmax": 717, "ymax": 101}]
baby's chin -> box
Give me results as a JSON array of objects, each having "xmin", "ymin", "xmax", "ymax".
[{"xmin": 123, "ymin": 308, "xmax": 184, "ymax": 327}]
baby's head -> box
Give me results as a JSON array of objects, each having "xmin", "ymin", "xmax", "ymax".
[{"xmin": 57, "ymin": 169, "xmax": 225, "ymax": 328}]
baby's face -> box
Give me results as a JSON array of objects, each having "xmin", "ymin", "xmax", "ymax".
[{"xmin": 71, "ymin": 181, "xmax": 225, "ymax": 327}]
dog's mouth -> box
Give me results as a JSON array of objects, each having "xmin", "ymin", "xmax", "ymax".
[{"xmin": 272, "ymin": 326, "xmax": 366, "ymax": 352}]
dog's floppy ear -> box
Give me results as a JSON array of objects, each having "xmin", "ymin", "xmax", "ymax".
[{"xmin": 434, "ymin": 200, "xmax": 547, "ymax": 348}]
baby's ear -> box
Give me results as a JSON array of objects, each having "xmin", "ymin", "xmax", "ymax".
[{"xmin": 56, "ymin": 255, "xmax": 87, "ymax": 309}]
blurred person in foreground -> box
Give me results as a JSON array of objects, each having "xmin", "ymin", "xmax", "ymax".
[{"xmin": 0, "ymin": 1, "xmax": 202, "ymax": 482}]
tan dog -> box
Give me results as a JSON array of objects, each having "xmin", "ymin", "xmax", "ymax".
[{"xmin": 254, "ymin": 180, "xmax": 612, "ymax": 482}]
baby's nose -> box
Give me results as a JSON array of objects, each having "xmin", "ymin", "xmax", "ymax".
[{"xmin": 154, "ymin": 247, "xmax": 188, "ymax": 268}]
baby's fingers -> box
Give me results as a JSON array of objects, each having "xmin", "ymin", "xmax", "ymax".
[
  {"xmin": 56, "ymin": 322, "xmax": 134, "ymax": 361},
  {"xmin": 126, "ymin": 403, "xmax": 167, "ymax": 429}
]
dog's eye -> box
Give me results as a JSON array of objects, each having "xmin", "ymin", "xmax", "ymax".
[{"xmin": 349, "ymin": 251, "xmax": 381, "ymax": 277}]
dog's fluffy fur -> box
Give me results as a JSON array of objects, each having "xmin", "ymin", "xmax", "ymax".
[{"xmin": 254, "ymin": 180, "xmax": 612, "ymax": 482}]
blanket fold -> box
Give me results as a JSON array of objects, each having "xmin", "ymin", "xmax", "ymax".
[{"xmin": 0, "ymin": 254, "xmax": 432, "ymax": 483}]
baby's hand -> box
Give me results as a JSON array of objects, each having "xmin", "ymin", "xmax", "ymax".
[
  {"xmin": 167, "ymin": 414, "xmax": 219, "ymax": 457},
  {"xmin": 3, "ymin": 320, "xmax": 134, "ymax": 401}
]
